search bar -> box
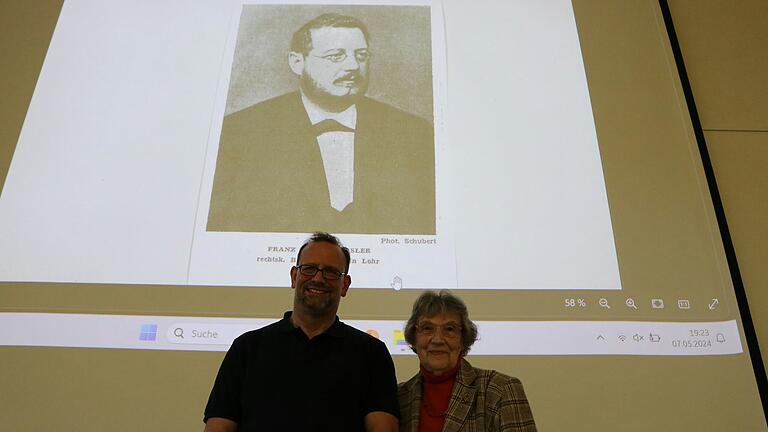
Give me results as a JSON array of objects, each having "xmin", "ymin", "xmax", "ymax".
[{"xmin": 166, "ymin": 323, "xmax": 257, "ymax": 345}]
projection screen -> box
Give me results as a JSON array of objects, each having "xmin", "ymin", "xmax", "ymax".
[{"xmin": 0, "ymin": 0, "xmax": 765, "ymax": 431}]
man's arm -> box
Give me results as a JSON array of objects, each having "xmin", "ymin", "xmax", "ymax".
[
  {"xmin": 204, "ymin": 417, "xmax": 238, "ymax": 432},
  {"xmin": 362, "ymin": 338, "xmax": 400, "ymax": 432},
  {"xmin": 364, "ymin": 411, "xmax": 398, "ymax": 432},
  {"xmin": 203, "ymin": 337, "xmax": 244, "ymax": 431}
]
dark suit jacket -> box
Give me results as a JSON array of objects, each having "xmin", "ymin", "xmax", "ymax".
[
  {"xmin": 207, "ymin": 92, "xmax": 435, "ymax": 234},
  {"xmin": 398, "ymin": 359, "xmax": 538, "ymax": 432}
]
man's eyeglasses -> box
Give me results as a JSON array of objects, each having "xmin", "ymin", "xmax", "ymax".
[
  {"xmin": 313, "ymin": 50, "xmax": 371, "ymax": 64},
  {"xmin": 295, "ymin": 264, "xmax": 346, "ymax": 280},
  {"xmin": 416, "ymin": 323, "xmax": 462, "ymax": 339}
]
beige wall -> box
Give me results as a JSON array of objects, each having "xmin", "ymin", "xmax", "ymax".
[{"xmin": 669, "ymin": 0, "xmax": 768, "ymax": 365}]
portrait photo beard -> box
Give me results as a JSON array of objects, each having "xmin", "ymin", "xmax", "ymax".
[{"xmin": 300, "ymin": 71, "xmax": 369, "ymax": 113}]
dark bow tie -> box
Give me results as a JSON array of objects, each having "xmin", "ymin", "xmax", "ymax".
[{"xmin": 312, "ymin": 119, "xmax": 355, "ymax": 136}]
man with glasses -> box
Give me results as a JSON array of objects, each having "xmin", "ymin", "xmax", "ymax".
[
  {"xmin": 208, "ymin": 12, "xmax": 435, "ymax": 235},
  {"xmin": 204, "ymin": 232, "xmax": 399, "ymax": 432}
]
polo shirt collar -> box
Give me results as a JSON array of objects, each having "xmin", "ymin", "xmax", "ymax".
[{"xmin": 279, "ymin": 311, "xmax": 345, "ymax": 338}]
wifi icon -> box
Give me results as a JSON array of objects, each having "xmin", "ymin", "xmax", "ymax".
[{"xmin": 618, "ymin": 335, "xmax": 627, "ymax": 342}]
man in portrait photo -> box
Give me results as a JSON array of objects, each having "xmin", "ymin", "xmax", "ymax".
[{"xmin": 207, "ymin": 8, "xmax": 436, "ymax": 235}]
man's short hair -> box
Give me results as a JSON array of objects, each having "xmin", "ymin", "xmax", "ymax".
[
  {"xmin": 404, "ymin": 290, "xmax": 479, "ymax": 355},
  {"xmin": 290, "ymin": 13, "xmax": 370, "ymax": 55},
  {"xmin": 296, "ymin": 231, "xmax": 352, "ymax": 272}
]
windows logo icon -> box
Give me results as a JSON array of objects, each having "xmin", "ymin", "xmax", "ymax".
[{"xmin": 139, "ymin": 324, "xmax": 158, "ymax": 341}]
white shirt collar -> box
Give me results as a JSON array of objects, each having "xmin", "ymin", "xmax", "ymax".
[{"xmin": 300, "ymin": 92, "xmax": 357, "ymax": 130}]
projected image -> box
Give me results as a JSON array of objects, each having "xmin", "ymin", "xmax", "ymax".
[
  {"xmin": 0, "ymin": 0, "xmax": 619, "ymax": 291},
  {"xmin": 188, "ymin": 3, "xmax": 452, "ymax": 288},
  {"xmin": 207, "ymin": 6, "xmax": 436, "ymax": 235}
]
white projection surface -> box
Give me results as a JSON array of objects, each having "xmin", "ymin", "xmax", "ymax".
[{"xmin": 0, "ymin": 0, "xmax": 619, "ymax": 290}]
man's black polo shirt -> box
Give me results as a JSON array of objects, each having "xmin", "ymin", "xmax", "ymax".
[{"xmin": 204, "ymin": 312, "xmax": 399, "ymax": 431}]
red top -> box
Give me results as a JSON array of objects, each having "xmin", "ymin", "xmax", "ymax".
[{"xmin": 419, "ymin": 360, "xmax": 461, "ymax": 432}]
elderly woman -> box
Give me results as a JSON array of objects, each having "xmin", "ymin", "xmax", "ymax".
[{"xmin": 398, "ymin": 290, "xmax": 537, "ymax": 432}]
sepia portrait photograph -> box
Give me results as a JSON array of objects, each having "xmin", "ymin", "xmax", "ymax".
[{"xmin": 206, "ymin": 4, "xmax": 436, "ymax": 235}]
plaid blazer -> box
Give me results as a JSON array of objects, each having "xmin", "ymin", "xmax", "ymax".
[{"xmin": 398, "ymin": 359, "xmax": 537, "ymax": 432}]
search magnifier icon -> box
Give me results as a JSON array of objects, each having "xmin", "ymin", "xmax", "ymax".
[
  {"xmin": 599, "ymin": 298, "xmax": 610, "ymax": 309},
  {"xmin": 626, "ymin": 298, "xmax": 638, "ymax": 309},
  {"xmin": 174, "ymin": 328, "xmax": 184, "ymax": 338}
]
